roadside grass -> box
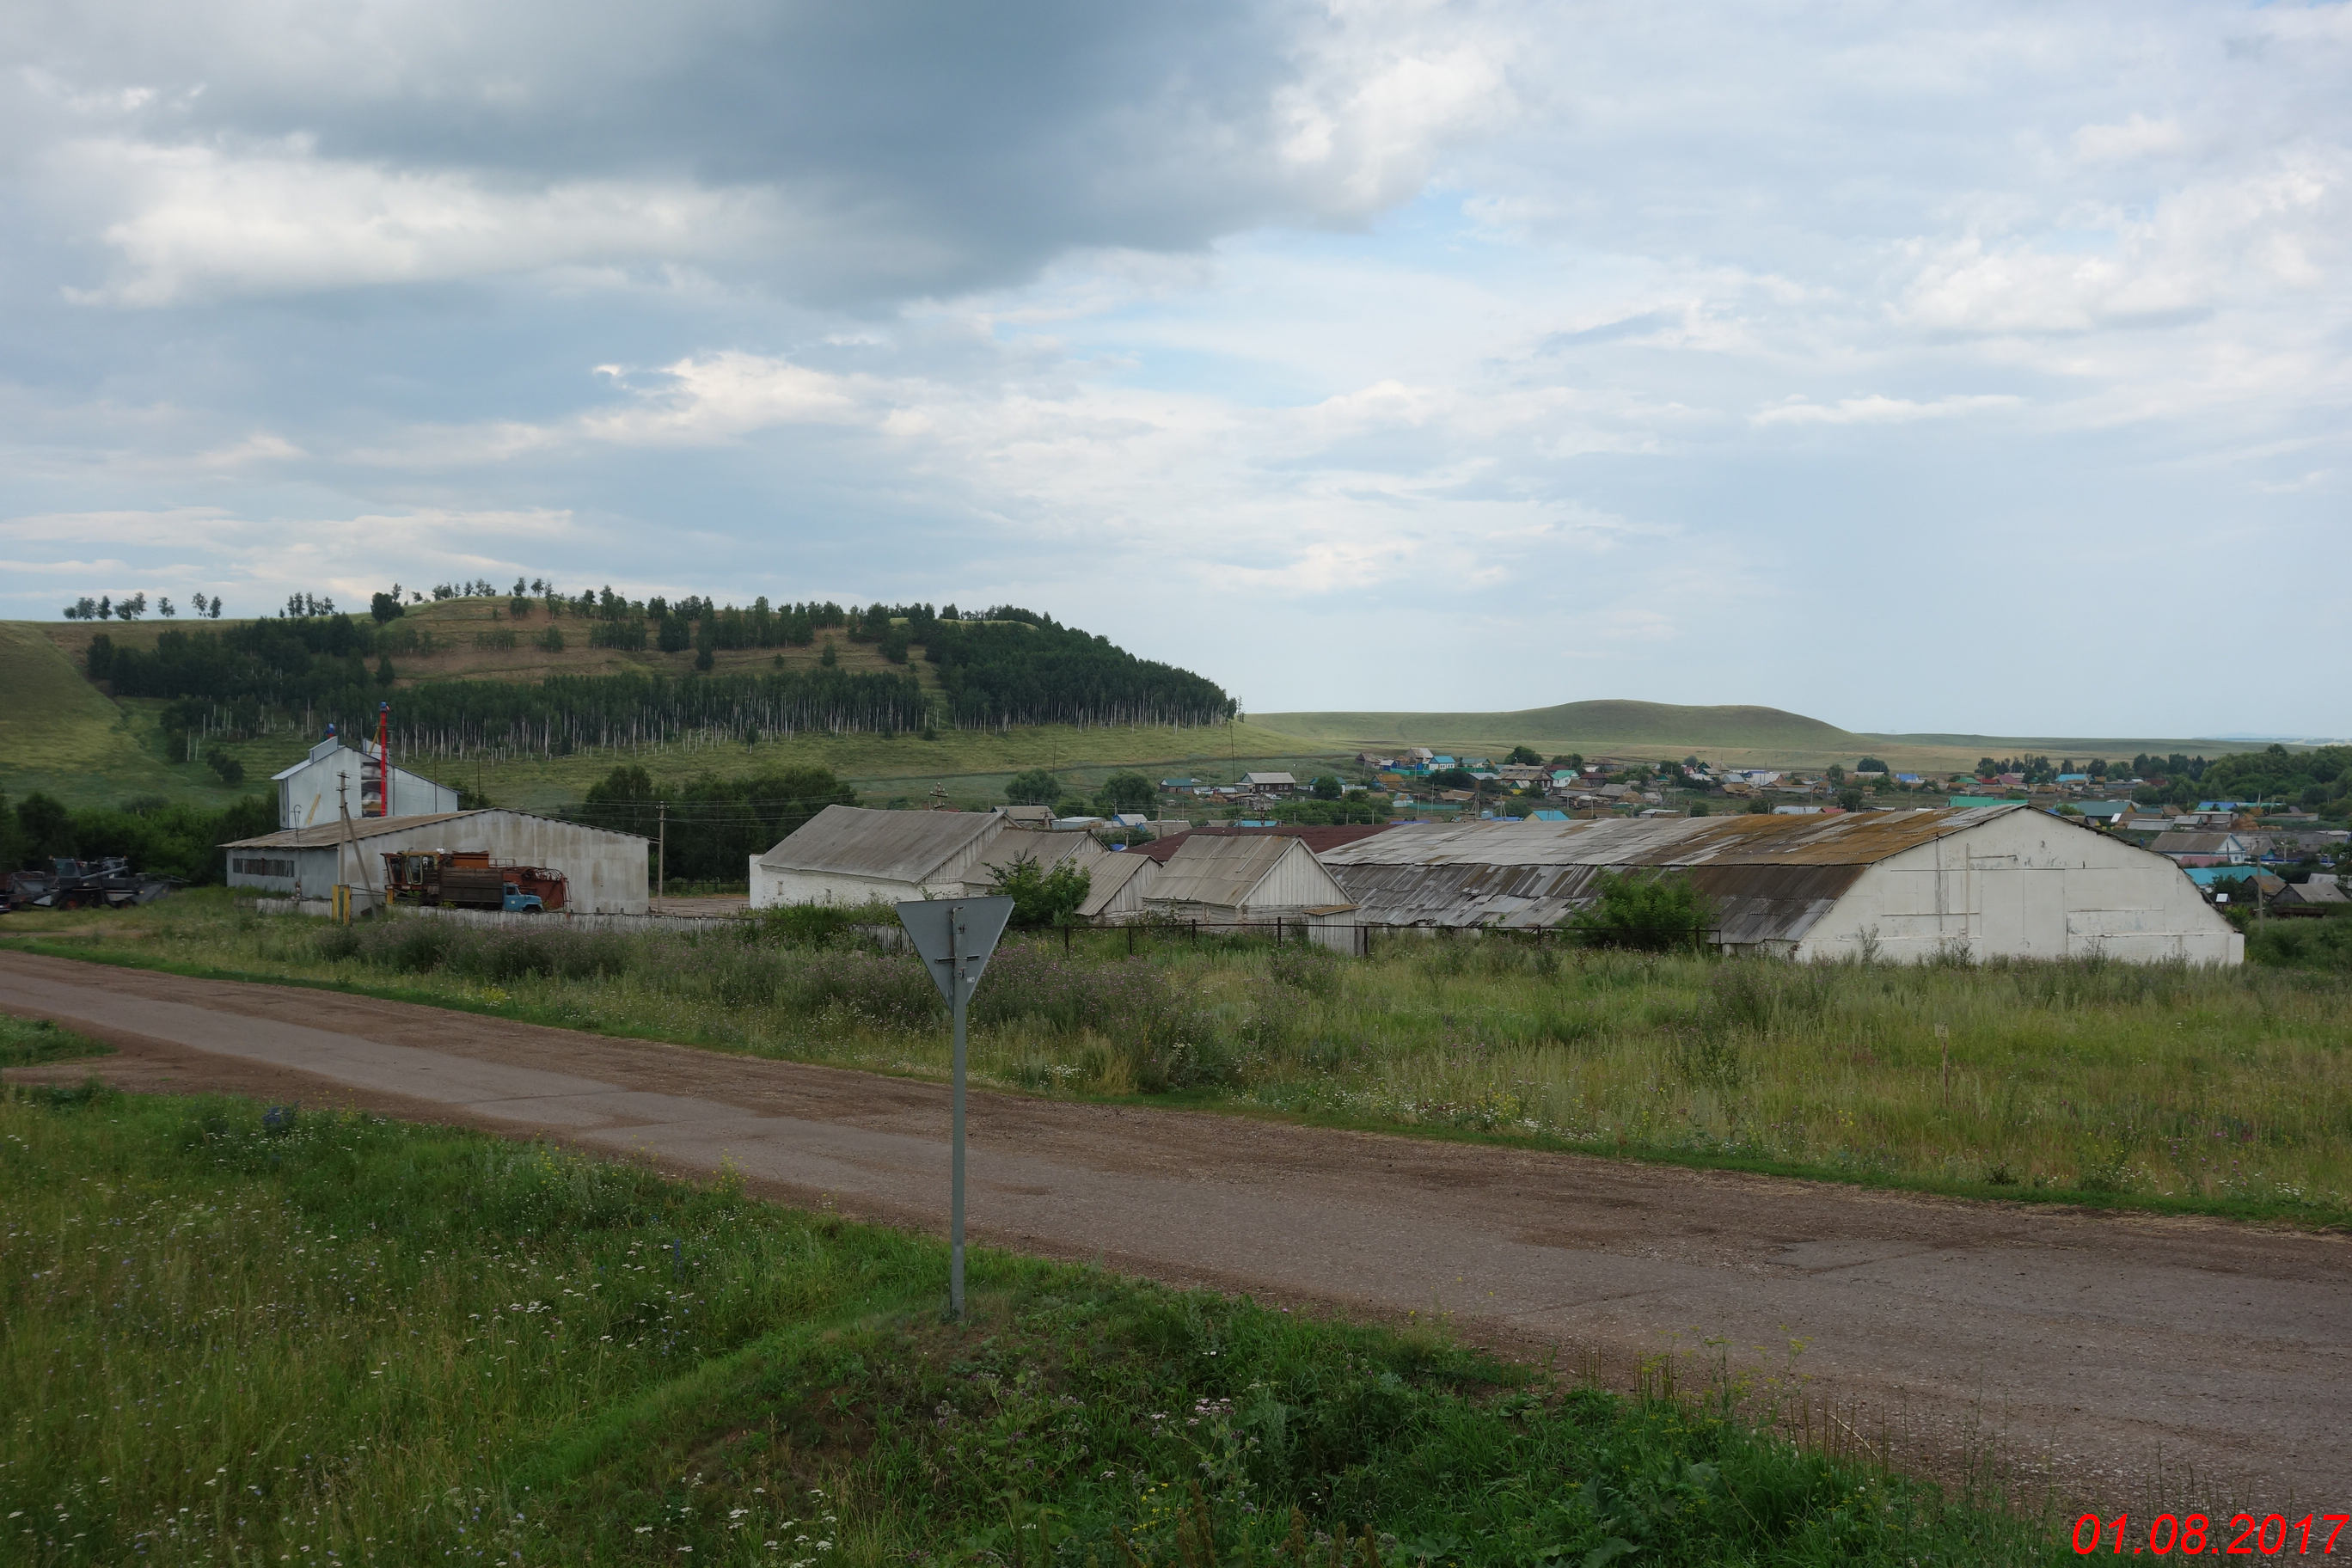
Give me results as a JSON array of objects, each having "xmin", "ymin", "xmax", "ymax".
[
  {"xmin": 0, "ymin": 1014, "xmax": 113, "ymax": 1070},
  {"xmin": 7, "ymin": 892, "xmax": 2349, "ymax": 1228},
  {"xmin": 0, "ymin": 1087, "xmax": 2062, "ymax": 1566}
]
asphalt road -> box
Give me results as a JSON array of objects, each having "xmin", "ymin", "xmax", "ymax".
[{"xmin": 3, "ymin": 948, "xmax": 2343, "ymax": 1507}]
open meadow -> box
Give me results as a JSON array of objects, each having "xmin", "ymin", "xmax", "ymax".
[
  {"xmin": 0, "ymin": 1068, "xmax": 2063, "ymax": 1566},
  {"xmin": 7, "ymin": 892, "xmax": 2348, "ymax": 1227}
]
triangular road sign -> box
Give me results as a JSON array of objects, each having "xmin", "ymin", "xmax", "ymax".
[{"xmin": 895, "ymin": 897, "xmax": 1015, "ymax": 1005}]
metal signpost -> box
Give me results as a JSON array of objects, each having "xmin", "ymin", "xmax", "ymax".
[{"xmin": 894, "ymin": 896, "xmax": 1015, "ymax": 1320}]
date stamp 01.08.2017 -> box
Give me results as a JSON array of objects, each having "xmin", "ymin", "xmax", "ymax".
[{"xmin": 2073, "ymin": 1514, "xmax": 2347, "ymax": 1557}]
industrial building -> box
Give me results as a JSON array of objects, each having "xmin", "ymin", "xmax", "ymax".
[
  {"xmin": 224, "ymin": 810, "xmax": 652, "ymax": 914},
  {"xmin": 1317, "ymin": 805, "xmax": 2241, "ymax": 964},
  {"xmin": 271, "ymin": 732, "xmax": 459, "ymax": 830}
]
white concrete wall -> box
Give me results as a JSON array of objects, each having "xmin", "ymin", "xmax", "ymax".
[
  {"xmin": 1794, "ymin": 812, "xmax": 2241, "ymax": 965},
  {"xmin": 748, "ymin": 863, "xmax": 959, "ymax": 910}
]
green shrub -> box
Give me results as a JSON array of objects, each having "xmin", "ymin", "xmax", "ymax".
[
  {"xmin": 989, "ymin": 853, "xmax": 1091, "ymax": 928},
  {"xmin": 2247, "ymin": 913, "xmax": 2352, "ymax": 972},
  {"xmin": 1567, "ymin": 872, "xmax": 1714, "ymax": 952},
  {"xmin": 756, "ymin": 899, "xmax": 892, "ymax": 947}
]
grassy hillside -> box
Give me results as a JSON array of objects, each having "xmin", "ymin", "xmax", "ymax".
[{"xmin": 0, "ymin": 622, "xmax": 190, "ymax": 802}]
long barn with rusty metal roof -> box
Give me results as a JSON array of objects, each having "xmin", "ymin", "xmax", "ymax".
[{"xmin": 1316, "ymin": 805, "xmax": 2239, "ymax": 964}]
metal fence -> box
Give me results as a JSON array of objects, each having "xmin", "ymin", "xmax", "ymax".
[{"xmin": 1024, "ymin": 918, "xmax": 1558, "ymax": 958}]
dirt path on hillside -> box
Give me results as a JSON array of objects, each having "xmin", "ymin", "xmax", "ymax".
[{"xmin": 3, "ymin": 949, "xmax": 2343, "ymax": 1507}]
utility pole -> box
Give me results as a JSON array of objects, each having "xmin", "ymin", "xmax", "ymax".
[
  {"xmin": 657, "ymin": 799, "xmax": 666, "ymax": 903},
  {"xmin": 335, "ymin": 776, "xmax": 377, "ymax": 924}
]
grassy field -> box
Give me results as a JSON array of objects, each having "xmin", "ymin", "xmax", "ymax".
[
  {"xmin": 8, "ymin": 893, "xmax": 2348, "ymax": 1228},
  {"xmin": 0, "ymin": 1084, "xmax": 2062, "ymax": 1566}
]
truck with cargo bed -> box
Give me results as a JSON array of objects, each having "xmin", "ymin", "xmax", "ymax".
[{"xmin": 381, "ymin": 849, "xmax": 567, "ymax": 912}]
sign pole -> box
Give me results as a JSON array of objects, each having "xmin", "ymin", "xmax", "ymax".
[
  {"xmin": 893, "ymin": 894, "xmax": 1013, "ymax": 1326},
  {"xmin": 948, "ymin": 904, "xmax": 967, "ymax": 1320}
]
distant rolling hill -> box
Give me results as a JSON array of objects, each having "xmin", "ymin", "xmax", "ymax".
[
  {"xmin": 1257, "ymin": 701, "xmax": 1859, "ymax": 756},
  {"xmin": 1255, "ymin": 699, "xmax": 2282, "ymax": 774}
]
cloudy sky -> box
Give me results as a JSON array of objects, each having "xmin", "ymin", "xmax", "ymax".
[{"xmin": 3, "ymin": 0, "xmax": 2347, "ymax": 738}]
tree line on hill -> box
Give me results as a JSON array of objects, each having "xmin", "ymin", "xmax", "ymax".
[{"xmin": 75, "ymin": 592, "xmax": 1233, "ymax": 753}]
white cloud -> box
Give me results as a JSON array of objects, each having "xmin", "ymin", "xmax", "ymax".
[
  {"xmin": 2073, "ymin": 114, "xmax": 2187, "ymax": 164},
  {"xmin": 191, "ymin": 432, "xmax": 303, "ymax": 469},
  {"xmin": 1751, "ymin": 394, "xmax": 2022, "ymax": 427},
  {"xmin": 1901, "ymin": 155, "xmax": 2343, "ymax": 335},
  {"xmin": 579, "ymin": 353, "xmax": 878, "ymax": 444},
  {"xmin": 53, "ymin": 138, "xmax": 783, "ymax": 305}
]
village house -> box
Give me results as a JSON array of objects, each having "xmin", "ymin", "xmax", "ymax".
[
  {"xmin": 751, "ymin": 805, "xmax": 1012, "ymax": 907},
  {"xmin": 1139, "ymin": 833, "xmax": 1356, "ymax": 944},
  {"xmin": 2148, "ymin": 830, "xmax": 2250, "ymax": 867}
]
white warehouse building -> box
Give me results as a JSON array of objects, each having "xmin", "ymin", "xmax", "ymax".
[
  {"xmin": 1318, "ymin": 805, "xmax": 2241, "ymax": 964},
  {"xmin": 272, "ymin": 732, "xmax": 459, "ymax": 830},
  {"xmin": 224, "ymin": 810, "xmax": 652, "ymax": 914}
]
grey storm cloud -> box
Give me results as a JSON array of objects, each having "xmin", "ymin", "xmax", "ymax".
[{"xmin": 12, "ymin": 0, "xmax": 1499, "ymax": 304}]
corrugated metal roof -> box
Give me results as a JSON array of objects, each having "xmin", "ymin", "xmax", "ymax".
[
  {"xmin": 222, "ymin": 808, "xmax": 649, "ymax": 849},
  {"xmin": 2149, "ymin": 831, "xmax": 2239, "ymax": 854},
  {"xmin": 1148, "ymin": 835, "xmax": 1325, "ymax": 909},
  {"xmin": 966, "ymin": 828, "xmax": 1100, "ymax": 886},
  {"xmin": 1319, "ymin": 806, "xmax": 2027, "ymax": 936},
  {"xmin": 757, "ymin": 805, "xmax": 1002, "ymax": 881},
  {"xmin": 1321, "ymin": 806, "xmax": 2024, "ymax": 870},
  {"xmin": 1076, "ymin": 851, "xmax": 1159, "ymax": 916},
  {"xmin": 1135, "ymin": 823, "xmax": 1399, "ymax": 863},
  {"xmin": 224, "ymin": 810, "xmax": 482, "ymax": 849}
]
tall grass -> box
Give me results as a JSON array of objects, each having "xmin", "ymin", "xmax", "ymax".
[
  {"xmin": 0, "ymin": 1089, "xmax": 2063, "ymax": 1565},
  {"xmin": 9, "ymin": 892, "xmax": 2351, "ymax": 1222}
]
